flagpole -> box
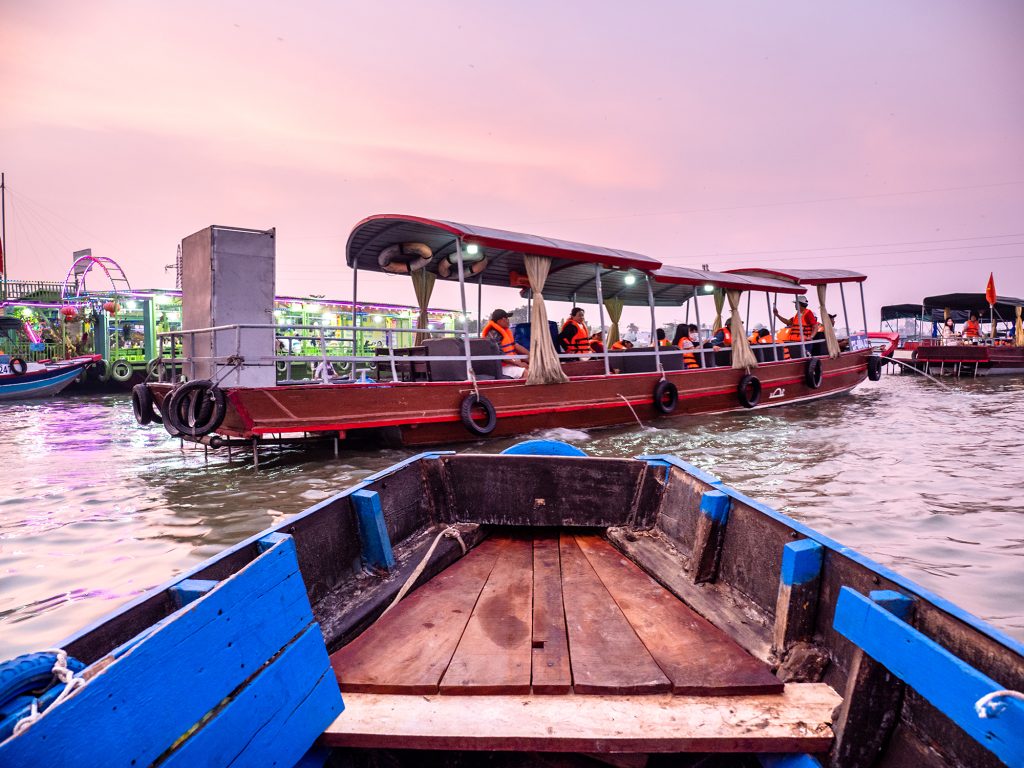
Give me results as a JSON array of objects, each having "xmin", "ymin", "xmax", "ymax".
[{"xmin": 1, "ymin": 172, "xmax": 6, "ymax": 301}]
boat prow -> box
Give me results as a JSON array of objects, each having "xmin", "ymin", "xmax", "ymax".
[{"xmin": 2, "ymin": 442, "xmax": 1019, "ymax": 767}]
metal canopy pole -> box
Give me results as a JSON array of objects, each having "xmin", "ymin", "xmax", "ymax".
[
  {"xmin": 858, "ymin": 282, "xmax": 869, "ymax": 338},
  {"xmin": 595, "ymin": 265, "xmax": 610, "ymax": 376},
  {"xmin": 694, "ymin": 292, "xmax": 707, "ymax": 367},
  {"xmin": 745, "ymin": 291, "xmax": 751, "ymax": 333},
  {"xmin": 839, "ymin": 283, "xmax": 851, "ymax": 341},
  {"xmin": 351, "ymin": 265, "xmax": 358, "ymax": 379},
  {"xmin": 646, "ymin": 275, "xmax": 662, "ymax": 374},
  {"xmin": 477, "ymin": 272, "xmax": 483, "ymax": 335},
  {"xmin": 455, "ymin": 239, "xmax": 475, "ymax": 381},
  {"xmin": 767, "ymin": 293, "xmax": 778, "ymax": 361}
]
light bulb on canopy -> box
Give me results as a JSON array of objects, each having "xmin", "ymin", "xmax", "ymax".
[
  {"xmin": 623, "ymin": 274, "xmax": 637, "ymax": 286},
  {"xmin": 703, "ymin": 284, "xmax": 715, "ymax": 293}
]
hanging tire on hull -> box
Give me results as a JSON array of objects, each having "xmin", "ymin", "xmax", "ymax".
[
  {"xmin": 131, "ymin": 383, "xmax": 162, "ymax": 425},
  {"xmin": 459, "ymin": 393, "xmax": 497, "ymax": 436},
  {"xmin": 737, "ymin": 374, "xmax": 762, "ymax": 408},
  {"xmin": 653, "ymin": 380, "xmax": 678, "ymax": 414},
  {"xmin": 805, "ymin": 358, "xmax": 823, "ymax": 389},
  {"xmin": 164, "ymin": 380, "xmax": 227, "ymax": 437},
  {"xmin": 867, "ymin": 355, "xmax": 882, "ymax": 381},
  {"xmin": 8, "ymin": 358, "xmax": 27, "ymax": 376},
  {"xmin": 110, "ymin": 358, "xmax": 134, "ymax": 383}
]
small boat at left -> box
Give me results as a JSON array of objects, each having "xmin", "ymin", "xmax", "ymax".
[{"xmin": 0, "ymin": 353, "xmax": 101, "ymax": 400}]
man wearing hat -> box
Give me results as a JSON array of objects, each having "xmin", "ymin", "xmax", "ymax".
[
  {"xmin": 480, "ymin": 309, "xmax": 529, "ymax": 379},
  {"xmin": 773, "ymin": 296, "xmax": 818, "ymax": 341}
]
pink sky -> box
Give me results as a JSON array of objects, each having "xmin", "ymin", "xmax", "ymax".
[{"xmin": 2, "ymin": 0, "xmax": 1022, "ymax": 327}]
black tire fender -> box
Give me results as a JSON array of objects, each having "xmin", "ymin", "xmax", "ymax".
[
  {"xmin": 459, "ymin": 392, "xmax": 497, "ymax": 436},
  {"xmin": 165, "ymin": 380, "xmax": 227, "ymax": 437},
  {"xmin": 737, "ymin": 374, "xmax": 762, "ymax": 408},
  {"xmin": 805, "ymin": 357, "xmax": 823, "ymax": 389},
  {"xmin": 8, "ymin": 358, "xmax": 27, "ymax": 376},
  {"xmin": 867, "ymin": 355, "xmax": 883, "ymax": 382},
  {"xmin": 110, "ymin": 358, "xmax": 133, "ymax": 383},
  {"xmin": 131, "ymin": 383, "xmax": 162, "ymax": 426},
  {"xmin": 652, "ymin": 380, "xmax": 678, "ymax": 414}
]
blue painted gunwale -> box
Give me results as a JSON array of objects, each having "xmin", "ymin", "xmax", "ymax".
[{"xmin": 638, "ymin": 453, "xmax": 1024, "ymax": 658}]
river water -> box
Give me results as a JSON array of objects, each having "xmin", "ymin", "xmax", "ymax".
[{"xmin": 1, "ymin": 373, "xmax": 1022, "ymax": 658}]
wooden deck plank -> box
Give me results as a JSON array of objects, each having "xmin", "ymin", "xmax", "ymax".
[
  {"xmin": 439, "ymin": 536, "xmax": 534, "ymax": 694},
  {"xmin": 575, "ymin": 534, "xmax": 783, "ymax": 695},
  {"xmin": 330, "ymin": 537, "xmax": 503, "ymax": 694},
  {"xmin": 320, "ymin": 685, "xmax": 841, "ymax": 753},
  {"xmin": 559, "ymin": 533, "xmax": 671, "ymax": 694},
  {"xmin": 531, "ymin": 532, "xmax": 572, "ymax": 694}
]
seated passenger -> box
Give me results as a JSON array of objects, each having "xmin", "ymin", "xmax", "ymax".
[
  {"xmin": 559, "ymin": 307, "xmax": 591, "ymax": 358},
  {"xmin": 609, "ymin": 339, "xmax": 633, "ymax": 351},
  {"xmin": 656, "ymin": 328, "xmax": 670, "ymax": 347},
  {"xmin": 964, "ymin": 312, "xmax": 981, "ymax": 339},
  {"xmin": 481, "ymin": 309, "xmax": 529, "ymax": 379},
  {"xmin": 672, "ymin": 324, "xmax": 700, "ymax": 369},
  {"xmin": 589, "ymin": 332, "xmax": 605, "ymax": 354},
  {"xmin": 705, "ymin": 317, "xmax": 734, "ymax": 350}
]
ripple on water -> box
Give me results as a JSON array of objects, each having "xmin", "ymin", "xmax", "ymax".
[{"xmin": 0, "ymin": 376, "xmax": 1022, "ymax": 658}]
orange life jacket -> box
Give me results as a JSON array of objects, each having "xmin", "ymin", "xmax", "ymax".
[
  {"xmin": 677, "ymin": 338, "xmax": 699, "ymax": 369},
  {"xmin": 964, "ymin": 320, "xmax": 981, "ymax": 338},
  {"xmin": 720, "ymin": 326, "xmax": 732, "ymax": 346},
  {"xmin": 788, "ymin": 308, "xmax": 817, "ymax": 340},
  {"xmin": 481, "ymin": 320, "xmax": 516, "ymax": 356},
  {"xmin": 775, "ymin": 328, "xmax": 793, "ymax": 359},
  {"xmin": 610, "ymin": 340, "xmax": 626, "ymax": 351},
  {"xmin": 658, "ymin": 339, "xmax": 670, "ymax": 347},
  {"xmin": 561, "ymin": 318, "xmax": 591, "ymax": 354}
]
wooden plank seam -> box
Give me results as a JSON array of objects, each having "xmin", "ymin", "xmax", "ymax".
[{"xmin": 833, "ymin": 587, "xmax": 1024, "ymax": 767}]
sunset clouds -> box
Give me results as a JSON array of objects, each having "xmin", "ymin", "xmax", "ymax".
[{"xmin": 2, "ymin": 1, "xmax": 1022, "ymax": 317}]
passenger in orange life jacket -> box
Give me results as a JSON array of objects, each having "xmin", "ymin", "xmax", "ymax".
[
  {"xmin": 749, "ymin": 328, "xmax": 772, "ymax": 344},
  {"xmin": 706, "ymin": 316, "xmax": 735, "ymax": 350},
  {"xmin": 963, "ymin": 312, "xmax": 981, "ymax": 339},
  {"xmin": 609, "ymin": 339, "xmax": 633, "ymax": 351},
  {"xmin": 773, "ymin": 296, "xmax": 817, "ymax": 340},
  {"xmin": 656, "ymin": 329, "xmax": 670, "ymax": 347},
  {"xmin": 558, "ymin": 307, "xmax": 591, "ymax": 358},
  {"xmin": 589, "ymin": 332, "xmax": 605, "ymax": 354},
  {"xmin": 671, "ymin": 324, "xmax": 701, "ymax": 369},
  {"xmin": 481, "ymin": 308, "xmax": 529, "ymax": 379}
]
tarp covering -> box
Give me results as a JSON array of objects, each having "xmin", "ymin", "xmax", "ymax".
[
  {"xmin": 922, "ymin": 293, "xmax": 1024, "ymax": 321},
  {"xmin": 726, "ymin": 267, "xmax": 867, "ymax": 285}
]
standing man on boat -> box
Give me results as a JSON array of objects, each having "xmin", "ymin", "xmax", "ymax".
[
  {"xmin": 558, "ymin": 307, "xmax": 591, "ymax": 358},
  {"xmin": 774, "ymin": 296, "xmax": 817, "ymax": 340},
  {"xmin": 481, "ymin": 309, "xmax": 529, "ymax": 379}
]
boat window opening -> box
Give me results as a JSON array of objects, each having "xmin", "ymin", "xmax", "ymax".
[
  {"xmin": 454, "ymin": 239, "xmax": 475, "ymax": 383},
  {"xmin": 594, "ymin": 264, "xmax": 611, "ymax": 377}
]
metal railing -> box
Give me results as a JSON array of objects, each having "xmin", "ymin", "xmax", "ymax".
[
  {"xmin": 0, "ymin": 280, "xmax": 65, "ymax": 301},
  {"xmin": 152, "ymin": 323, "xmax": 855, "ymax": 386}
]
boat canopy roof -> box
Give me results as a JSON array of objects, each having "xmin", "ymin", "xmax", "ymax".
[
  {"xmin": 652, "ymin": 266, "xmax": 805, "ymax": 295},
  {"xmin": 880, "ymin": 304, "xmax": 967, "ymax": 323},
  {"xmin": 725, "ymin": 268, "xmax": 867, "ymax": 286},
  {"xmin": 346, "ymin": 215, "xmax": 661, "ymax": 302},
  {"xmin": 923, "ymin": 293, "xmax": 1024, "ymax": 319}
]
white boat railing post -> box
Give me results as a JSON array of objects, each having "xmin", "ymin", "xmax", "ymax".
[
  {"xmin": 477, "ymin": 272, "xmax": 483, "ymax": 337},
  {"xmin": 645, "ymin": 275, "xmax": 663, "ymax": 375},
  {"xmin": 595, "ymin": 265, "xmax": 610, "ymax": 376},
  {"xmin": 454, "ymin": 239, "xmax": 475, "ymax": 382},
  {"xmin": 319, "ymin": 326, "xmax": 330, "ymax": 383},
  {"xmin": 694, "ymin": 292, "xmax": 707, "ymax": 368},
  {"xmin": 767, "ymin": 293, "xmax": 779, "ymax": 362},
  {"xmin": 745, "ymin": 291, "xmax": 751, "ymax": 333}
]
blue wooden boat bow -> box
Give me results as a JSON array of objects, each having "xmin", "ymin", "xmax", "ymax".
[{"xmin": 0, "ymin": 441, "xmax": 1020, "ymax": 767}]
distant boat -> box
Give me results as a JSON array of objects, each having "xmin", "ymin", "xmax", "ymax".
[
  {"xmin": 0, "ymin": 353, "xmax": 101, "ymax": 400},
  {"xmin": 0, "ymin": 441, "xmax": 1020, "ymax": 766}
]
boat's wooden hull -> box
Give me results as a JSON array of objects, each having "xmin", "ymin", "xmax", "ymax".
[
  {"xmin": 913, "ymin": 343, "xmax": 1024, "ymax": 375},
  {"xmin": 151, "ymin": 349, "xmax": 870, "ymax": 445}
]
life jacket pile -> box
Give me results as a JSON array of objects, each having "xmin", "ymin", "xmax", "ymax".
[
  {"xmin": 561, "ymin": 319, "xmax": 591, "ymax": 354},
  {"xmin": 480, "ymin": 320, "xmax": 517, "ymax": 357}
]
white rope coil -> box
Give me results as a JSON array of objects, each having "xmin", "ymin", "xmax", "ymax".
[
  {"xmin": 975, "ymin": 689, "xmax": 1024, "ymax": 719},
  {"xmin": 378, "ymin": 526, "xmax": 466, "ymax": 620},
  {"xmin": 12, "ymin": 648, "xmax": 86, "ymax": 737}
]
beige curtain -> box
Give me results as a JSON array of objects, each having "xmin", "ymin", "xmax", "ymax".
[
  {"xmin": 726, "ymin": 290, "xmax": 758, "ymax": 370},
  {"xmin": 524, "ymin": 255, "xmax": 569, "ymax": 385},
  {"xmin": 1015, "ymin": 306, "xmax": 1024, "ymax": 347},
  {"xmin": 604, "ymin": 297, "xmax": 624, "ymax": 347},
  {"xmin": 411, "ymin": 269, "xmax": 436, "ymax": 346},
  {"xmin": 816, "ymin": 284, "xmax": 841, "ymax": 358},
  {"xmin": 712, "ymin": 289, "xmax": 725, "ymax": 332}
]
